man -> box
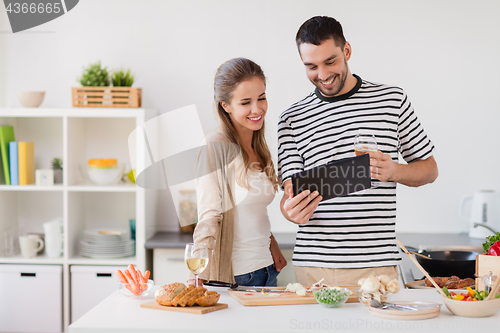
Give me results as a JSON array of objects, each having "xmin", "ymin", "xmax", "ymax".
[{"xmin": 278, "ymin": 16, "xmax": 438, "ymax": 286}]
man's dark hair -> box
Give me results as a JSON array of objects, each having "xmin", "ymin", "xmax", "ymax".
[{"xmin": 295, "ymin": 16, "xmax": 346, "ymax": 51}]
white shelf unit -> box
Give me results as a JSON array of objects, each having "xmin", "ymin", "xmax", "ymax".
[{"xmin": 0, "ymin": 107, "xmax": 158, "ymax": 332}]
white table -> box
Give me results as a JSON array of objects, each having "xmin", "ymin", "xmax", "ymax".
[{"xmin": 69, "ymin": 287, "xmax": 499, "ymax": 333}]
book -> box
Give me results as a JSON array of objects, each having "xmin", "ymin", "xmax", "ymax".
[
  {"xmin": 0, "ymin": 126, "xmax": 16, "ymax": 185},
  {"xmin": 9, "ymin": 141, "xmax": 18, "ymax": 185},
  {"xmin": 18, "ymin": 141, "xmax": 35, "ymax": 185}
]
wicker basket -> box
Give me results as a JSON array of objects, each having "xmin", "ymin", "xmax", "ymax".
[{"xmin": 72, "ymin": 87, "xmax": 142, "ymax": 108}]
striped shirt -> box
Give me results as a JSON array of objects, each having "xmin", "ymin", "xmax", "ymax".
[{"xmin": 277, "ymin": 74, "xmax": 435, "ymax": 269}]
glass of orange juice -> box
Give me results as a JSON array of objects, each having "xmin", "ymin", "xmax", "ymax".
[
  {"xmin": 354, "ymin": 133, "xmax": 377, "ymax": 156},
  {"xmin": 354, "ymin": 133, "xmax": 379, "ymax": 188}
]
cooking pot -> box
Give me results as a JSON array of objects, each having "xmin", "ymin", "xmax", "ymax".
[{"xmin": 405, "ymin": 246, "xmax": 479, "ymax": 279}]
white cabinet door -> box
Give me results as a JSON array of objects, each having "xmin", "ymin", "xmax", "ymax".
[
  {"xmin": 70, "ymin": 265, "xmax": 127, "ymax": 323},
  {"xmin": 153, "ymin": 249, "xmax": 191, "ymax": 285},
  {"xmin": 0, "ymin": 264, "xmax": 63, "ymax": 333}
]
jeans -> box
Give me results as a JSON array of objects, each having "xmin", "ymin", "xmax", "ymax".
[{"xmin": 234, "ymin": 264, "xmax": 279, "ymax": 287}]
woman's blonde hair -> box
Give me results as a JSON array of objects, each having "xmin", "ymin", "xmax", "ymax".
[{"xmin": 214, "ymin": 58, "xmax": 278, "ymax": 190}]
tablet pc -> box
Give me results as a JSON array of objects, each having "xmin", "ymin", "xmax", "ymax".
[{"xmin": 291, "ymin": 154, "xmax": 371, "ymax": 201}]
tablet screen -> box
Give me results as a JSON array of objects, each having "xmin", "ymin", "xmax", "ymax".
[{"xmin": 291, "ymin": 154, "xmax": 371, "ymax": 201}]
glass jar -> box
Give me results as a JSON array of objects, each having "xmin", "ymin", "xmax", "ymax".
[{"xmin": 178, "ymin": 190, "xmax": 197, "ymax": 233}]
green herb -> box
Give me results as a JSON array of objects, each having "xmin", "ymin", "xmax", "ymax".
[
  {"xmin": 111, "ymin": 68, "xmax": 135, "ymax": 87},
  {"xmin": 482, "ymin": 232, "xmax": 500, "ymax": 253},
  {"xmin": 78, "ymin": 61, "xmax": 110, "ymax": 87}
]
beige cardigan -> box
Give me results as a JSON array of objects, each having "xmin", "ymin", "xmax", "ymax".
[{"xmin": 189, "ymin": 133, "xmax": 242, "ymax": 283}]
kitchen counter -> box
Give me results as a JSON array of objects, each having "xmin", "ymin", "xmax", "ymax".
[{"xmin": 69, "ymin": 286, "xmax": 499, "ymax": 333}]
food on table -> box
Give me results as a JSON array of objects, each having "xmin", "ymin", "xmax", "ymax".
[
  {"xmin": 357, "ymin": 274, "xmax": 401, "ymax": 306},
  {"xmin": 296, "ymin": 288, "xmax": 307, "ymax": 297},
  {"xmin": 155, "ymin": 283, "xmax": 186, "ymax": 306},
  {"xmin": 442, "ymin": 286, "xmax": 500, "ymax": 301},
  {"xmin": 286, "ymin": 282, "xmax": 307, "ymax": 295},
  {"xmin": 311, "ymin": 278, "xmax": 328, "ymax": 288},
  {"xmin": 488, "ymin": 240, "xmax": 500, "ymax": 256},
  {"xmin": 359, "ymin": 275, "xmax": 381, "ymax": 293},
  {"xmin": 154, "ymin": 282, "xmax": 221, "ymax": 307},
  {"xmin": 424, "ymin": 276, "xmax": 475, "ymax": 289},
  {"xmin": 116, "ymin": 265, "xmax": 151, "ymax": 296},
  {"xmin": 314, "ymin": 287, "xmax": 351, "ymax": 308},
  {"xmin": 482, "ymin": 232, "xmax": 500, "ymax": 254}
]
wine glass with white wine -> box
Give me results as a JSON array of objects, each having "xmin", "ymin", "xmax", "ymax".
[{"xmin": 185, "ymin": 243, "xmax": 209, "ymax": 288}]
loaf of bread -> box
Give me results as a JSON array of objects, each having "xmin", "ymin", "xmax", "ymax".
[
  {"xmin": 154, "ymin": 283, "xmax": 186, "ymax": 306},
  {"xmin": 187, "ymin": 287, "xmax": 207, "ymax": 307},
  {"xmin": 155, "ymin": 283, "xmax": 220, "ymax": 307},
  {"xmin": 171, "ymin": 285, "xmax": 196, "ymax": 306},
  {"xmin": 196, "ymin": 290, "xmax": 220, "ymax": 307}
]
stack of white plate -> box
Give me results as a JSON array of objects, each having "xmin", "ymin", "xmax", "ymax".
[{"xmin": 80, "ymin": 229, "xmax": 135, "ymax": 258}]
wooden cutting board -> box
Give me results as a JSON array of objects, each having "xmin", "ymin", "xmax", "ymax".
[
  {"xmin": 228, "ymin": 286, "xmax": 358, "ymax": 306},
  {"xmin": 140, "ymin": 301, "xmax": 228, "ymax": 314}
]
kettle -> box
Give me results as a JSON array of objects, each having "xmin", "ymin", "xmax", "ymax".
[{"xmin": 461, "ymin": 190, "xmax": 500, "ymax": 239}]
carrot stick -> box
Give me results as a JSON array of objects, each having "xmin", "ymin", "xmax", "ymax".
[
  {"xmin": 136, "ymin": 270, "xmax": 146, "ymax": 291},
  {"xmin": 143, "ymin": 270, "xmax": 150, "ymax": 282},
  {"xmin": 124, "ymin": 269, "xmax": 141, "ymax": 295},
  {"xmin": 116, "ymin": 270, "xmax": 134, "ymax": 294},
  {"xmin": 116, "ymin": 269, "xmax": 128, "ymax": 284},
  {"xmin": 127, "ymin": 264, "xmax": 139, "ymax": 284}
]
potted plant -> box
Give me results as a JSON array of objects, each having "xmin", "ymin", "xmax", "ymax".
[
  {"xmin": 72, "ymin": 62, "xmax": 141, "ymax": 108},
  {"xmin": 78, "ymin": 61, "xmax": 110, "ymax": 87},
  {"xmin": 111, "ymin": 68, "xmax": 135, "ymax": 87},
  {"xmin": 51, "ymin": 157, "xmax": 63, "ymax": 184}
]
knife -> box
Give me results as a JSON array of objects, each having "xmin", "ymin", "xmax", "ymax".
[{"xmin": 205, "ymin": 280, "xmax": 289, "ymax": 293}]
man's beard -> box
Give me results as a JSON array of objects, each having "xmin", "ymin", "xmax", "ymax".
[{"xmin": 315, "ymin": 59, "xmax": 348, "ymax": 97}]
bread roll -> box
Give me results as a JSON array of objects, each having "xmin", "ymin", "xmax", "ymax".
[{"xmin": 155, "ymin": 283, "xmax": 186, "ymax": 306}]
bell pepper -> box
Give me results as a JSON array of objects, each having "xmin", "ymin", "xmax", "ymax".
[{"xmin": 488, "ymin": 240, "xmax": 500, "ymax": 256}]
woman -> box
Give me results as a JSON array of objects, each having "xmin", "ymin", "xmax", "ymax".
[{"xmin": 187, "ymin": 58, "xmax": 287, "ymax": 287}]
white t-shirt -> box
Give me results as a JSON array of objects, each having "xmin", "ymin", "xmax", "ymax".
[{"xmin": 232, "ymin": 168, "xmax": 276, "ymax": 276}]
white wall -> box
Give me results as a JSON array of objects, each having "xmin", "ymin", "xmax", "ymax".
[{"xmin": 1, "ymin": 0, "xmax": 500, "ymax": 234}]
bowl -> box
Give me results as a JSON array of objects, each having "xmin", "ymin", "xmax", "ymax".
[
  {"xmin": 442, "ymin": 296, "xmax": 500, "ymax": 317},
  {"xmin": 356, "ymin": 288, "xmax": 392, "ymax": 307},
  {"xmin": 17, "ymin": 91, "xmax": 45, "ymax": 107},
  {"xmin": 313, "ymin": 287, "xmax": 350, "ymax": 308},
  {"xmin": 79, "ymin": 162, "xmax": 124, "ymax": 186},
  {"xmin": 118, "ymin": 279, "xmax": 154, "ymax": 298}
]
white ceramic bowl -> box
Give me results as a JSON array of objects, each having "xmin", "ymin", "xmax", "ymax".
[
  {"xmin": 442, "ymin": 296, "xmax": 500, "ymax": 317},
  {"xmin": 80, "ymin": 163, "xmax": 124, "ymax": 186},
  {"xmin": 17, "ymin": 91, "xmax": 45, "ymax": 107}
]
